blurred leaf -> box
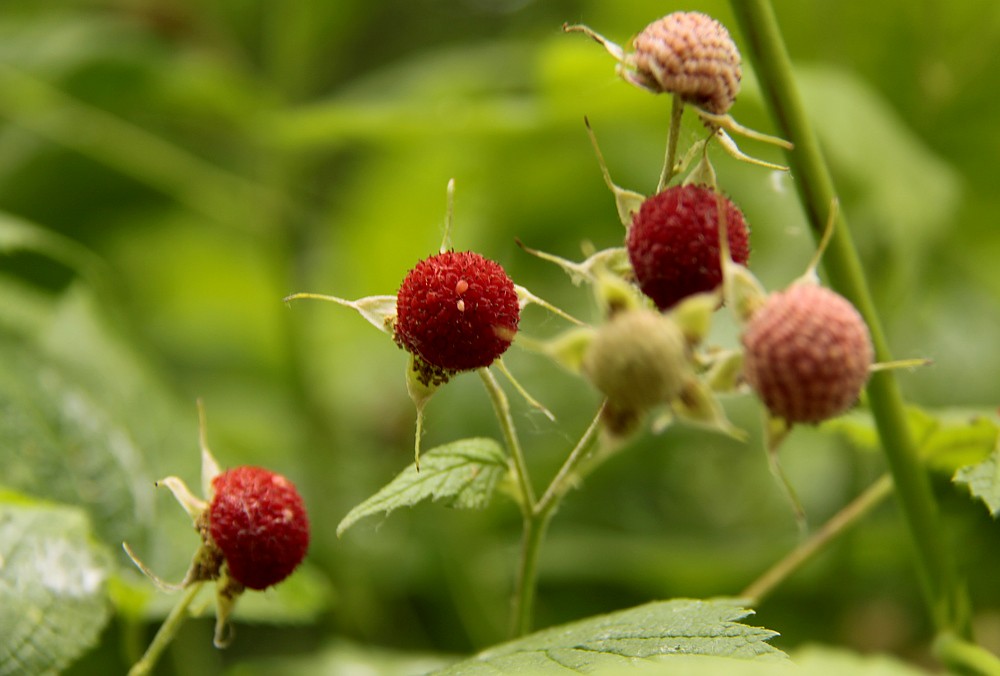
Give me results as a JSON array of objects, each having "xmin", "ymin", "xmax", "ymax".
[
  {"xmin": 223, "ymin": 640, "xmax": 451, "ymax": 676},
  {"xmin": 337, "ymin": 438, "xmax": 508, "ymax": 536},
  {"xmin": 798, "ymin": 66, "xmax": 961, "ymax": 282},
  {"xmin": 0, "ymin": 64, "xmax": 278, "ymax": 230},
  {"xmin": 0, "ymin": 333, "xmax": 153, "ymax": 544},
  {"xmin": 0, "ymin": 209, "xmax": 104, "ymax": 277},
  {"xmin": 954, "ymin": 446, "xmax": 1000, "ymax": 518},
  {"xmin": 114, "ymin": 560, "xmax": 333, "ymax": 625},
  {"xmin": 0, "ymin": 492, "xmax": 112, "ymax": 676},
  {"xmin": 432, "ymin": 598, "xmax": 783, "ymax": 675},
  {"xmin": 228, "ymin": 562, "xmax": 334, "ymax": 625},
  {"xmin": 922, "ymin": 414, "xmax": 998, "ymax": 473},
  {"xmin": 825, "ymin": 406, "xmax": 997, "ymax": 473},
  {"xmin": 792, "ymin": 644, "xmax": 932, "ymax": 675}
]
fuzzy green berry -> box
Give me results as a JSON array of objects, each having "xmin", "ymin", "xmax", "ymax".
[
  {"xmin": 582, "ymin": 309, "xmax": 691, "ymax": 431},
  {"xmin": 742, "ymin": 284, "xmax": 873, "ymax": 424}
]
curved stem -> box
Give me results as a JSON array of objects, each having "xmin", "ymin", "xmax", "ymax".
[
  {"xmin": 729, "ymin": 0, "xmax": 969, "ymax": 636},
  {"xmin": 128, "ymin": 582, "xmax": 205, "ymax": 676}
]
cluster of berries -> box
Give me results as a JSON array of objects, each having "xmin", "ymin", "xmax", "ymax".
[
  {"xmin": 130, "ymin": 8, "xmax": 881, "ymax": 663},
  {"xmin": 284, "ymin": 11, "xmax": 876, "ymax": 444}
]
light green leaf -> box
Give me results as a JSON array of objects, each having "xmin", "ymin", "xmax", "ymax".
[
  {"xmin": 0, "ymin": 493, "xmax": 112, "ymax": 676},
  {"xmin": 792, "ymin": 644, "xmax": 933, "ymax": 675},
  {"xmin": 337, "ymin": 438, "xmax": 508, "ymax": 536},
  {"xmin": 432, "ymin": 598, "xmax": 783, "ymax": 675},
  {"xmin": 954, "ymin": 447, "xmax": 1000, "ymax": 517},
  {"xmin": 826, "ymin": 407, "xmax": 996, "ymax": 473}
]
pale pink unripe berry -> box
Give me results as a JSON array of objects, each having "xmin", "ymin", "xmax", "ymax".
[
  {"xmin": 742, "ymin": 285, "xmax": 873, "ymax": 424},
  {"xmin": 628, "ymin": 11, "xmax": 742, "ymax": 115}
]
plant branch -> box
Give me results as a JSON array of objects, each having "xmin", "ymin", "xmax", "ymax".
[
  {"xmin": 509, "ymin": 404, "xmax": 605, "ymax": 638},
  {"xmin": 729, "ymin": 0, "xmax": 969, "ymax": 636},
  {"xmin": 479, "ymin": 367, "xmax": 536, "ymax": 514},
  {"xmin": 128, "ymin": 582, "xmax": 205, "ymax": 676},
  {"xmin": 741, "ymin": 473, "xmax": 893, "ymax": 604}
]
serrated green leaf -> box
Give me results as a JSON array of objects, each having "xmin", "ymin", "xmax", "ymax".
[
  {"xmin": 337, "ymin": 438, "xmax": 508, "ymax": 536},
  {"xmin": 0, "ymin": 495, "xmax": 112, "ymax": 676},
  {"xmin": 954, "ymin": 448, "xmax": 1000, "ymax": 517},
  {"xmin": 431, "ymin": 598, "xmax": 783, "ymax": 675}
]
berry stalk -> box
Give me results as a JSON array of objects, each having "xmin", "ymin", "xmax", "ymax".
[
  {"xmin": 728, "ymin": 0, "xmax": 970, "ymax": 638},
  {"xmin": 128, "ymin": 582, "xmax": 205, "ymax": 676}
]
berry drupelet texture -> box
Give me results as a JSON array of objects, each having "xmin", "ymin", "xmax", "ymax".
[
  {"xmin": 626, "ymin": 184, "xmax": 749, "ymax": 311},
  {"xmin": 629, "ymin": 11, "xmax": 742, "ymax": 115},
  {"xmin": 395, "ymin": 251, "xmax": 520, "ymax": 376},
  {"xmin": 741, "ymin": 284, "xmax": 874, "ymax": 424},
  {"xmin": 208, "ymin": 466, "xmax": 310, "ymax": 591}
]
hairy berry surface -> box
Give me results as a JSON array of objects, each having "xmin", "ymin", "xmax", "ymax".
[
  {"xmin": 209, "ymin": 466, "xmax": 310, "ymax": 591},
  {"xmin": 742, "ymin": 284, "xmax": 873, "ymax": 424},
  {"xmin": 630, "ymin": 11, "xmax": 742, "ymax": 114},
  {"xmin": 395, "ymin": 251, "xmax": 520, "ymax": 374},
  {"xmin": 627, "ymin": 185, "xmax": 749, "ymax": 311}
]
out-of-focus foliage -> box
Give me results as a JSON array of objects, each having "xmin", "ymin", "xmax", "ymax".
[{"xmin": 0, "ymin": 0, "xmax": 998, "ymax": 674}]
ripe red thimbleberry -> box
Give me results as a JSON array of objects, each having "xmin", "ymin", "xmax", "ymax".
[
  {"xmin": 207, "ymin": 466, "xmax": 310, "ymax": 591},
  {"xmin": 626, "ymin": 184, "xmax": 749, "ymax": 311},
  {"xmin": 394, "ymin": 250, "xmax": 520, "ymax": 383},
  {"xmin": 741, "ymin": 284, "xmax": 874, "ymax": 424}
]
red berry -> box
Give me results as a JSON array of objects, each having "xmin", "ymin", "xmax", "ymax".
[
  {"xmin": 395, "ymin": 251, "xmax": 520, "ymax": 377},
  {"xmin": 208, "ymin": 466, "xmax": 309, "ymax": 591},
  {"xmin": 741, "ymin": 284, "xmax": 873, "ymax": 424},
  {"xmin": 626, "ymin": 185, "xmax": 749, "ymax": 311}
]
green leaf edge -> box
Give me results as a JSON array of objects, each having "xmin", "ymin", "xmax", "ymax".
[{"xmin": 337, "ymin": 437, "xmax": 508, "ymax": 537}]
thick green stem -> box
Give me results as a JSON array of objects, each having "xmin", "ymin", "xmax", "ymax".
[
  {"xmin": 729, "ymin": 0, "xmax": 969, "ymax": 636},
  {"xmin": 128, "ymin": 582, "xmax": 205, "ymax": 676}
]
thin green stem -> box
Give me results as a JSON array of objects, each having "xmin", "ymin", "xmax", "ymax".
[
  {"xmin": 742, "ymin": 474, "xmax": 893, "ymax": 604},
  {"xmin": 479, "ymin": 367, "xmax": 535, "ymax": 514},
  {"xmin": 729, "ymin": 0, "xmax": 969, "ymax": 636},
  {"xmin": 510, "ymin": 512, "xmax": 553, "ymax": 638},
  {"xmin": 535, "ymin": 404, "xmax": 605, "ymax": 518},
  {"xmin": 657, "ymin": 95, "xmax": 685, "ymax": 192},
  {"xmin": 128, "ymin": 582, "xmax": 205, "ymax": 676},
  {"xmin": 509, "ymin": 405, "xmax": 605, "ymax": 638}
]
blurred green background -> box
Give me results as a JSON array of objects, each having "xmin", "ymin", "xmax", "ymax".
[{"xmin": 1, "ymin": 0, "xmax": 999, "ymax": 673}]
